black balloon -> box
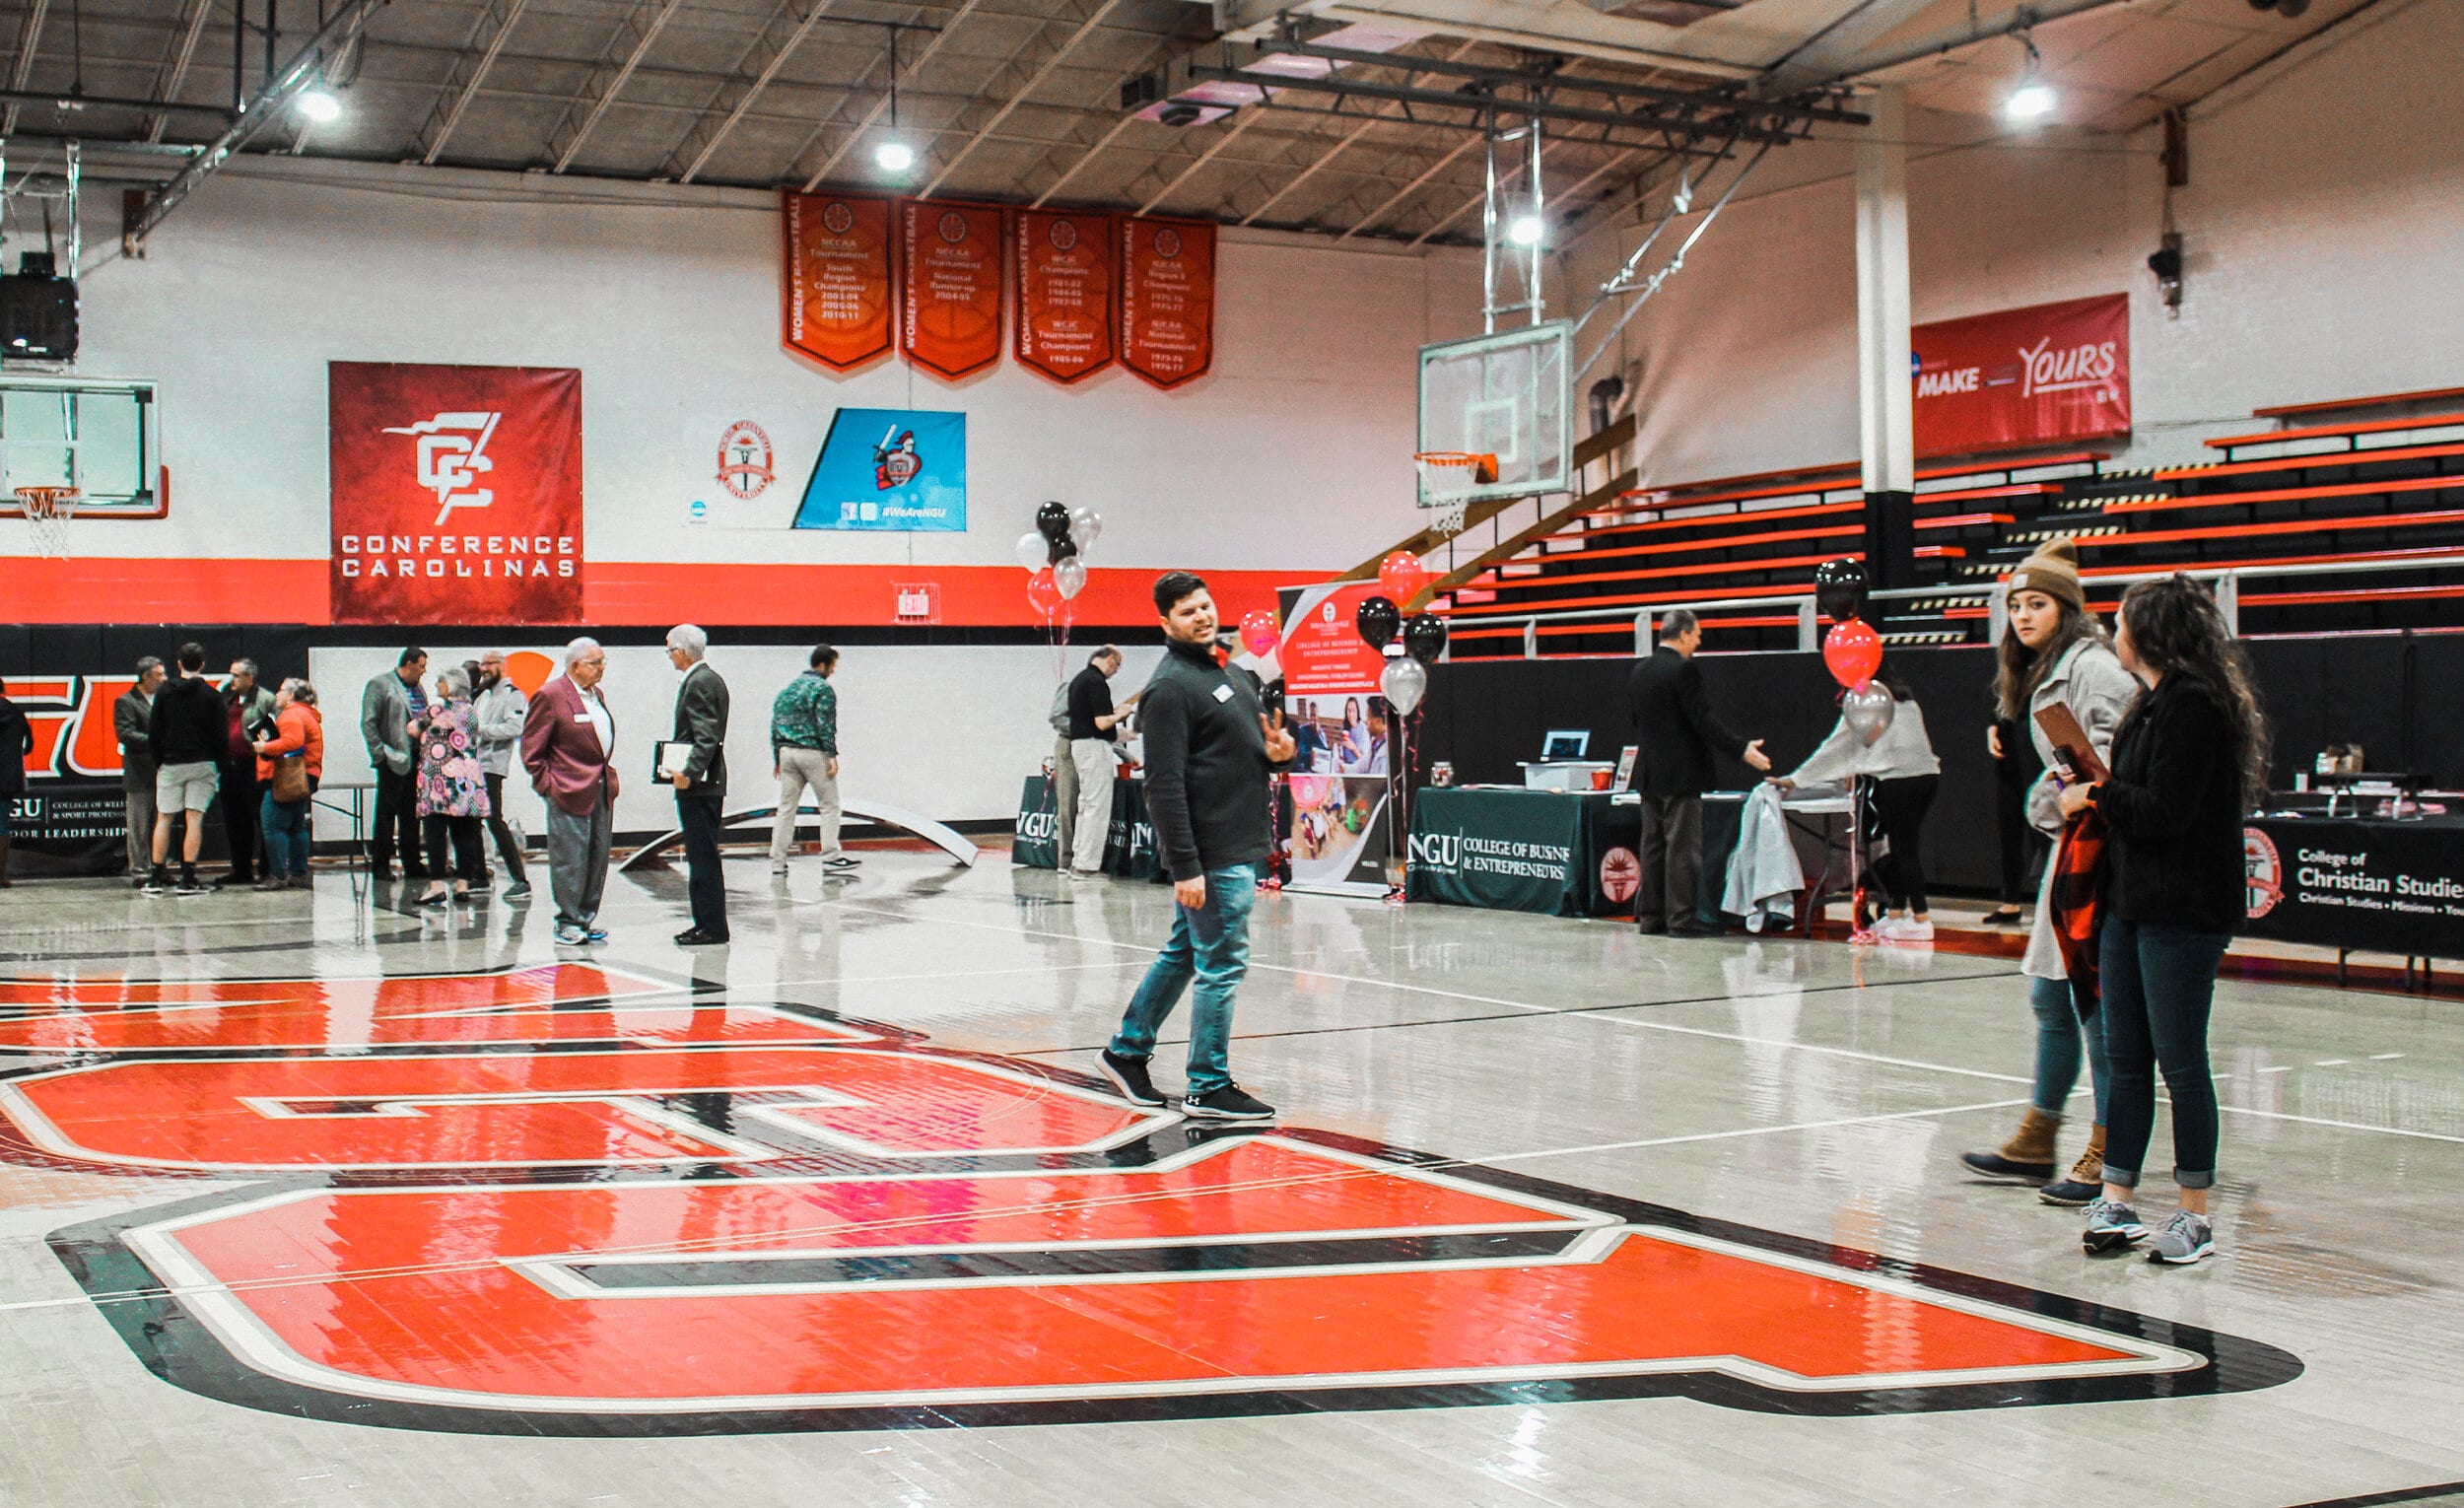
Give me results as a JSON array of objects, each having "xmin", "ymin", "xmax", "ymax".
[
  {"xmin": 1814, "ymin": 558, "xmax": 1869, "ymax": 623},
  {"xmin": 1403, "ymin": 611, "xmax": 1448, "ymax": 665},
  {"xmin": 1047, "ymin": 536, "xmax": 1078, "ymax": 565},
  {"xmin": 1355, "ymin": 594, "xmax": 1401, "ymax": 651},
  {"xmin": 1036, "ymin": 501, "xmax": 1072, "ymax": 542}
]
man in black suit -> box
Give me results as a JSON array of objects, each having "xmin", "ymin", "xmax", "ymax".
[
  {"xmin": 1626, "ymin": 608, "xmax": 1769, "ymax": 936},
  {"xmin": 665, "ymin": 624, "xmax": 731, "ymax": 946},
  {"xmin": 114, "ymin": 656, "xmax": 167, "ymax": 884}
]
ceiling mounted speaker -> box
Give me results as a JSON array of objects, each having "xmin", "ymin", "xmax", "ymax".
[{"xmin": 1576, "ymin": 0, "xmax": 1740, "ymax": 25}]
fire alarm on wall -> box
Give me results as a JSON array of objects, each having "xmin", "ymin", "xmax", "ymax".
[{"xmin": 894, "ymin": 583, "xmax": 941, "ymax": 624}]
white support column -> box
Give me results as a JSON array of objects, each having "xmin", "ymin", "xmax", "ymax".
[{"xmin": 1855, "ymin": 86, "xmax": 1915, "ymax": 589}]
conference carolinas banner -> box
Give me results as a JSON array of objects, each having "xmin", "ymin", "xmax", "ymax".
[
  {"xmin": 782, "ymin": 190, "xmax": 896, "ymax": 372},
  {"xmin": 1014, "ymin": 209, "xmax": 1116, "ymax": 383},
  {"xmin": 902, "ymin": 200, "xmax": 1005, "ymax": 380},
  {"xmin": 328, "ymin": 362, "xmax": 585, "ymax": 627},
  {"xmin": 1911, "ymin": 292, "xmax": 2129, "ymax": 456},
  {"xmin": 1120, "ymin": 215, "xmax": 1215, "ymax": 389}
]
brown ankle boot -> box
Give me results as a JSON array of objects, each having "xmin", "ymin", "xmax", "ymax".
[
  {"xmin": 1958, "ymin": 1107, "xmax": 2061, "ymax": 1182},
  {"xmin": 2038, "ymin": 1124, "xmax": 2107, "ymax": 1205}
]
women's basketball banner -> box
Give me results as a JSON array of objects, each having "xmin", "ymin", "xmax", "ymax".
[
  {"xmin": 1014, "ymin": 210, "xmax": 1116, "ymax": 384},
  {"xmin": 782, "ymin": 190, "xmax": 896, "ymax": 373},
  {"xmin": 902, "ymin": 200, "xmax": 1005, "ymax": 380},
  {"xmin": 1119, "ymin": 216, "xmax": 1215, "ymax": 389},
  {"xmin": 1911, "ymin": 293, "xmax": 2130, "ymax": 456},
  {"xmin": 328, "ymin": 363, "xmax": 584, "ymax": 627}
]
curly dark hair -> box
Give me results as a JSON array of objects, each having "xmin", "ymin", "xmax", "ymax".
[{"xmin": 2115, "ymin": 575, "xmax": 2273, "ymax": 801}]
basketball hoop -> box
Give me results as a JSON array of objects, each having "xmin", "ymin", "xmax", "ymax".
[
  {"xmin": 1413, "ymin": 451, "xmax": 1496, "ymax": 538},
  {"xmin": 15, "ymin": 487, "xmax": 77, "ymax": 560}
]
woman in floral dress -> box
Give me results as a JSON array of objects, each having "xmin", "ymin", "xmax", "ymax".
[{"xmin": 414, "ymin": 664, "xmax": 493, "ymax": 907}]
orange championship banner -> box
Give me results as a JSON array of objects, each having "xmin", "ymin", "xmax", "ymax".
[
  {"xmin": 1013, "ymin": 209, "xmax": 1116, "ymax": 383},
  {"xmin": 902, "ymin": 200, "xmax": 1005, "ymax": 380},
  {"xmin": 1912, "ymin": 292, "xmax": 2130, "ymax": 457},
  {"xmin": 1119, "ymin": 215, "xmax": 1215, "ymax": 389},
  {"xmin": 327, "ymin": 362, "xmax": 584, "ymax": 627},
  {"xmin": 782, "ymin": 190, "xmax": 896, "ymax": 373}
]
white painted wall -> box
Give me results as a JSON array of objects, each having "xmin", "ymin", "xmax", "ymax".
[
  {"xmin": 1558, "ymin": 0, "xmax": 2464, "ymax": 486},
  {"xmin": 63, "ymin": 161, "xmax": 1480, "ymax": 568}
]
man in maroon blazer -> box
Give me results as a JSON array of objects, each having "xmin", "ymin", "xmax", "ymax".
[{"xmin": 521, "ymin": 638, "xmax": 620, "ymax": 945}]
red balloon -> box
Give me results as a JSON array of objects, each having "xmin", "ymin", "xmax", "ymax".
[
  {"xmin": 1378, "ymin": 550, "xmax": 1428, "ymax": 606},
  {"xmin": 1026, "ymin": 567, "xmax": 1063, "ymax": 618},
  {"xmin": 1822, "ymin": 619, "xmax": 1882, "ymax": 689},
  {"xmin": 1240, "ymin": 609, "xmax": 1280, "ymax": 657}
]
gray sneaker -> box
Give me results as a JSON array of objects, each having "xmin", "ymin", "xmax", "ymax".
[
  {"xmin": 2082, "ymin": 1197, "xmax": 2146, "ymax": 1255},
  {"xmin": 2148, "ymin": 1209, "xmax": 2215, "ymax": 1266}
]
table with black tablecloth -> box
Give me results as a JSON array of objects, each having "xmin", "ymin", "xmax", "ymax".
[
  {"xmin": 1404, "ymin": 786, "xmax": 1641, "ymax": 918},
  {"xmin": 2242, "ymin": 811, "xmax": 2464, "ymax": 966},
  {"xmin": 1012, "ymin": 774, "xmax": 1165, "ymax": 881}
]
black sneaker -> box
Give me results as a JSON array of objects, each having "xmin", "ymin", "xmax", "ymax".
[
  {"xmin": 1185, "ymin": 1084, "xmax": 1276, "ymax": 1121},
  {"xmin": 173, "ymin": 867, "xmax": 208, "ymax": 896},
  {"xmin": 1097, "ymin": 1051, "xmax": 1167, "ymax": 1107},
  {"xmin": 212, "ymin": 872, "xmax": 251, "ymax": 889},
  {"xmin": 142, "ymin": 867, "xmax": 171, "ymax": 895},
  {"xmin": 824, "ymin": 855, "xmax": 862, "ymax": 871}
]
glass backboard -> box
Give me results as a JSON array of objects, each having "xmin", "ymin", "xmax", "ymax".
[
  {"xmin": 0, "ymin": 375, "xmax": 161, "ymax": 514},
  {"xmin": 1416, "ymin": 320, "xmax": 1571, "ymax": 506}
]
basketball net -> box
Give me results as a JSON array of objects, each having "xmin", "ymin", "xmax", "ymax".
[
  {"xmin": 1413, "ymin": 452, "xmax": 1495, "ymax": 540},
  {"xmin": 16, "ymin": 487, "xmax": 76, "ymax": 560}
]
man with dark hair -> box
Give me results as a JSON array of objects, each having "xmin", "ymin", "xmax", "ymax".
[
  {"xmin": 1626, "ymin": 607, "xmax": 1769, "ymax": 936},
  {"xmin": 769, "ymin": 645, "xmax": 851, "ymax": 875},
  {"xmin": 1064, "ymin": 646, "xmax": 1129, "ymax": 877},
  {"xmin": 146, "ymin": 643, "xmax": 227, "ymax": 895},
  {"xmin": 115, "ymin": 656, "xmax": 166, "ymax": 885},
  {"xmin": 214, "ymin": 657, "xmax": 279, "ymax": 888},
  {"xmin": 361, "ymin": 648, "xmax": 429, "ymax": 880},
  {"xmin": 1097, "ymin": 573, "xmax": 1295, "ymax": 1121},
  {"xmin": 472, "ymin": 651, "xmax": 531, "ymax": 898}
]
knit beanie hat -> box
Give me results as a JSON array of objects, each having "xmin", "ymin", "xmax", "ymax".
[{"xmin": 2007, "ymin": 537, "xmax": 2086, "ymax": 614}]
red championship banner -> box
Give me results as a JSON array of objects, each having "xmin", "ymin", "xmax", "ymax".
[
  {"xmin": 1013, "ymin": 209, "xmax": 1116, "ymax": 384},
  {"xmin": 1119, "ymin": 215, "xmax": 1215, "ymax": 389},
  {"xmin": 1912, "ymin": 293, "xmax": 2130, "ymax": 457},
  {"xmin": 782, "ymin": 190, "xmax": 896, "ymax": 373},
  {"xmin": 902, "ymin": 200, "xmax": 1004, "ymax": 380},
  {"xmin": 328, "ymin": 363, "xmax": 584, "ymax": 627}
]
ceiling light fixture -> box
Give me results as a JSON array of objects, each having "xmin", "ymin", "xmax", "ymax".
[
  {"xmin": 875, "ymin": 26, "xmax": 916, "ymax": 176},
  {"xmin": 1508, "ymin": 213, "xmax": 1545, "ymax": 247},
  {"xmin": 2003, "ymin": 29, "xmax": 2054, "ymax": 120},
  {"xmin": 295, "ymin": 86, "xmax": 342, "ymax": 123}
]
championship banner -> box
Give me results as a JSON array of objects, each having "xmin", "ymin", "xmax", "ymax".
[
  {"xmin": 1912, "ymin": 293, "xmax": 2129, "ymax": 456},
  {"xmin": 791, "ymin": 407, "xmax": 966, "ymax": 532},
  {"xmin": 901, "ymin": 200, "xmax": 1004, "ymax": 380},
  {"xmin": 1119, "ymin": 215, "xmax": 1215, "ymax": 389},
  {"xmin": 329, "ymin": 363, "xmax": 584, "ymax": 627},
  {"xmin": 1014, "ymin": 209, "xmax": 1116, "ymax": 384},
  {"xmin": 782, "ymin": 190, "xmax": 896, "ymax": 373},
  {"xmin": 1277, "ymin": 582, "xmax": 1388, "ymax": 699}
]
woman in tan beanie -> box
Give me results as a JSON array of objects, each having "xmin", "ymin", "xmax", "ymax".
[{"xmin": 1959, "ymin": 539, "xmax": 2143, "ymax": 1202}]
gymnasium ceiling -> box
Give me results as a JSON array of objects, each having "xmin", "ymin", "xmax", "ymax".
[{"xmin": 0, "ymin": 0, "xmax": 2386, "ymax": 244}]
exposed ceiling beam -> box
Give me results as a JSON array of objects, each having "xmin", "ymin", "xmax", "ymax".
[
  {"xmin": 0, "ymin": 0, "xmax": 50, "ymax": 137},
  {"xmin": 1212, "ymin": 0, "xmax": 1763, "ymax": 77},
  {"xmin": 1335, "ymin": 130, "xmax": 1475, "ymax": 239},
  {"xmin": 670, "ymin": 0, "xmax": 842, "ymax": 182},
  {"xmin": 1134, "ymin": 105, "xmax": 1266, "ymax": 216},
  {"xmin": 917, "ymin": 0, "xmax": 1123, "ymax": 199},
  {"xmin": 143, "ymin": 0, "xmax": 217, "ymax": 144},
  {"xmin": 544, "ymin": 0, "xmax": 689, "ymax": 174},
  {"xmin": 796, "ymin": 0, "xmax": 987, "ymax": 191},
  {"xmin": 1406, "ymin": 136, "xmax": 1562, "ymax": 248},
  {"xmin": 1025, "ymin": 110, "xmax": 1136, "ymax": 207},
  {"xmin": 1235, "ymin": 36, "xmax": 1481, "ymax": 227},
  {"xmin": 1796, "ymin": 0, "xmax": 2131, "ymax": 89},
  {"xmin": 415, "ymin": 0, "xmax": 533, "ymax": 166},
  {"xmin": 1752, "ymin": 0, "xmax": 1947, "ymax": 94}
]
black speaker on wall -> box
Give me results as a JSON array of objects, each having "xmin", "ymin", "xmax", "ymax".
[{"xmin": 0, "ymin": 256, "xmax": 79, "ymax": 360}]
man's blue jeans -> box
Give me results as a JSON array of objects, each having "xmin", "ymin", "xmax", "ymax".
[
  {"xmin": 1110, "ymin": 864, "xmax": 1257, "ymax": 1097},
  {"xmin": 2029, "ymin": 974, "xmax": 2109, "ymax": 1122},
  {"xmin": 2099, "ymin": 918, "xmax": 2230, "ymax": 1192}
]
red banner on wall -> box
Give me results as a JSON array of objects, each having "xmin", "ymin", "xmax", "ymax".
[
  {"xmin": 1119, "ymin": 216, "xmax": 1215, "ymax": 390},
  {"xmin": 329, "ymin": 363, "xmax": 584, "ymax": 627},
  {"xmin": 1013, "ymin": 210, "xmax": 1116, "ymax": 384},
  {"xmin": 902, "ymin": 200, "xmax": 1004, "ymax": 380},
  {"xmin": 1912, "ymin": 293, "xmax": 2130, "ymax": 457},
  {"xmin": 782, "ymin": 190, "xmax": 897, "ymax": 373}
]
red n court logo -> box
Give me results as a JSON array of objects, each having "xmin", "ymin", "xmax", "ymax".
[{"xmin": 3, "ymin": 965, "xmax": 2297, "ymax": 1434}]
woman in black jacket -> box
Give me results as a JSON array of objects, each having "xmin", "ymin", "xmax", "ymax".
[{"xmin": 2056, "ymin": 576, "xmax": 2269, "ymax": 1267}]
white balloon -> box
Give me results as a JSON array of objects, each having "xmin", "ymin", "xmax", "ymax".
[
  {"xmin": 1842, "ymin": 682, "xmax": 1897, "ymax": 746},
  {"xmin": 1054, "ymin": 556, "xmax": 1088, "ymax": 600},
  {"xmin": 1381, "ymin": 656, "xmax": 1428, "ymax": 716},
  {"xmin": 1069, "ymin": 507, "xmax": 1103, "ymax": 554},
  {"xmin": 1015, "ymin": 530, "xmax": 1048, "ymax": 574}
]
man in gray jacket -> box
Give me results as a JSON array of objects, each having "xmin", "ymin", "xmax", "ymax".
[
  {"xmin": 114, "ymin": 656, "xmax": 166, "ymax": 885},
  {"xmin": 360, "ymin": 648, "xmax": 428, "ymax": 880},
  {"xmin": 472, "ymin": 651, "xmax": 531, "ymax": 898}
]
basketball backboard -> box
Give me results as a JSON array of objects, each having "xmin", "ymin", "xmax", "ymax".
[
  {"xmin": 1416, "ymin": 321, "xmax": 1571, "ymax": 507},
  {"xmin": 0, "ymin": 375, "xmax": 163, "ymax": 517}
]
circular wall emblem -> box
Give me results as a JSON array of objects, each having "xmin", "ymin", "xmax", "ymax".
[
  {"xmin": 1049, "ymin": 219, "xmax": 1079, "ymax": 251},
  {"xmin": 938, "ymin": 211, "xmax": 970, "ymax": 244},
  {"xmin": 2243, "ymin": 826, "xmax": 2284, "ymax": 920},
  {"xmin": 716, "ymin": 421, "xmax": 776, "ymax": 501},
  {"xmin": 821, "ymin": 201, "xmax": 856, "ymax": 235},
  {"xmin": 1600, "ymin": 847, "xmax": 1641, "ymax": 906},
  {"xmin": 689, "ymin": 499, "xmax": 709, "ymax": 521},
  {"xmin": 1153, "ymin": 227, "xmax": 1183, "ymax": 258}
]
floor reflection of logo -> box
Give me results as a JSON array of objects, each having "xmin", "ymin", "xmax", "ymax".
[
  {"xmin": 2244, "ymin": 826, "xmax": 2284, "ymax": 919},
  {"xmin": 10, "ymin": 965, "xmax": 2300, "ymax": 1436}
]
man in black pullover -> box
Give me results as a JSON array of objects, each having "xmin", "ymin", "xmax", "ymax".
[
  {"xmin": 145, "ymin": 643, "xmax": 228, "ymax": 895},
  {"xmin": 1097, "ymin": 573, "xmax": 1295, "ymax": 1121}
]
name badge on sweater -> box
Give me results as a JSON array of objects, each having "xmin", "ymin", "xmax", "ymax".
[{"xmin": 1212, "ymin": 684, "xmax": 1235, "ymax": 703}]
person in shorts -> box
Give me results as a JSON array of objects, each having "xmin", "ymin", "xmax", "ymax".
[{"xmin": 146, "ymin": 642, "xmax": 228, "ymax": 895}]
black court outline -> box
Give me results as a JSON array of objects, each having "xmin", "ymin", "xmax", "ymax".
[{"xmin": 12, "ymin": 975, "xmax": 2302, "ymax": 1436}]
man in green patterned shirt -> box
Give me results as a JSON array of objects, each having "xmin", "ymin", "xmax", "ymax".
[{"xmin": 769, "ymin": 646, "xmax": 854, "ymax": 874}]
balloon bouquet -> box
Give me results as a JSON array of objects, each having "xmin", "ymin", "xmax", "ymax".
[
  {"xmin": 1354, "ymin": 551, "xmax": 1447, "ymax": 900},
  {"xmin": 1814, "ymin": 559, "xmax": 1890, "ymax": 943},
  {"xmin": 1018, "ymin": 503, "xmax": 1102, "ymax": 680}
]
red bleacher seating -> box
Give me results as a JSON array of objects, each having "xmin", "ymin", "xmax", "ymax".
[
  {"xmin": 2204, "ymin": 411, "xmax": 2464, "ymax": 451},
  {"xmin": 2252, "ymin": 384, "xmax": 2464, "ymax": 420}
]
